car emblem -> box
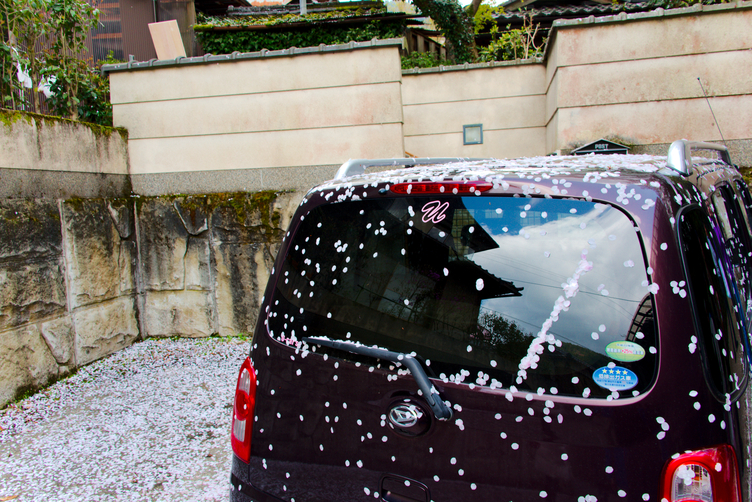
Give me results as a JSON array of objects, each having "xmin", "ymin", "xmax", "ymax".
[{"xmin": 389, "ymin": 404, "xmax": 422, "ymax": 428}]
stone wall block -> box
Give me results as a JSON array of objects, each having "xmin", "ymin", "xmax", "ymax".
[
  {"xmin": 138, "ymin": 199, "xmax": 187, "ymax": 291},
  {"xmin": 185, "ymin": 237, "xmax": 211, "ymax": 291},
  {"xmin": 0, "ymin": 199, "xmax": 62, "ymax": 260},
  {"xmin": 0, "ymin": 199, "xmax": 66, "ymax": 330},
  {"xmin": 275, "ymin": 192, "xmax": 305, "ymax": 232},
  {"xmin": 143, "ymin": 290, "xmax": 214, "ymax": 337},
  {"xmin": 62, "ymin": 199, "xmax": 122, "ymax": 308},
  {"xmin": 119, "ymin": 240, "xmax": 138, "ymax": 294},
  {"xmin": 0, "ymin": 324, "xmax": 60, "ymax": 406},
  {"xmin": 212, "ymin": 239, "xmax": 261, "ymax": 336},
  {"xmin": 40, "ymin": 315, "xmax": 75, "ymax": 365},
  {"xmin": 73, "ymin": 296, "xmax": 139, "ymax": 366},
  {"xmin": 107, "ymin": 200, "xmax": 134, "ymax": 239},
  {"xmin": 173, "ymin": 198, "xmax": 209, "ymax": 236},
  {"xmin": 0, "ymin": 260, "xmax": 67, "ymax": 331},
  {"xmin": 210, "ymin": 193, "xmax": 291, "ymax": 336}
]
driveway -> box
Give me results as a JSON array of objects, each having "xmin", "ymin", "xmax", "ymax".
[{"xmin": 0, "ymin": 337, "xmax": 248, "ymax": 501}]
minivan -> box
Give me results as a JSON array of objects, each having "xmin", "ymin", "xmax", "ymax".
[{"xmin": 230, "ymin": 140, "xmax": 751, "ymax": 502}]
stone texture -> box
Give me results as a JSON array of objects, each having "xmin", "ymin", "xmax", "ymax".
[
  {"xmin": 40, "ymin": 315, "xmax": 75, "ymax": 365},
  {"xmin": 185, "ymin": 237, "xmax": 211, "ymax": 291},
  {"xmin": 0, "ymin": 324, "xmax": 60, "ymax": 405},
  {"xmin": 0, "ymin": 261, "xmax": 67, "ymax": 332},
  {"xmin": 137, "ymin": 199, "xmax": 188, "ymax": 291},
  {"xmin": 0, "ymin": 190, "xmax": 298, "ymax": 406},
  {"xmin": 107, "ymin": 200, "xmax": 134, "ymax": 239},
  {"xmin": 0, "ymin": 200, "xmax": 66, "ymax": 331},
  {"xmin": 73, "ymin": 296, "xmax": 139, "ymax": 366},
  {"xmin": 62, "ymin": 199, "xmax": 124, "ymax": 308},
  {"xmin": 119, "ymin": 240, "xmax": 138, "ymax": 295},
  {"xmin": 173, "ymin": 198, "xmax": 209, "ymax": 236},
  {"xmin": 144, "ymin": 290, "xmax": 214, "ymax": 338},
  {"xmin": 210, "ymin": 192, "xmax": 286, "ymax": 336}
]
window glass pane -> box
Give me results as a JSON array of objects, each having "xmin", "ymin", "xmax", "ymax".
[
  {"xmin": 679, "ymin": 207, "xmax": 747, "ymax": 399},
  {"xmin": 728, "ymin": 182, "xmax": 752, "ymax": 305},
  {"xmin": 712, "ymin": 186, "xmax": 752, "ymax": 331},
  {"xmin": 269, "ymin": 196, "xmax": 658, "ymax": 399}
]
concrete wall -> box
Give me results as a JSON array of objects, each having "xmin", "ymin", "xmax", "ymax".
[
  {"xmin": 108, "ymin": 40, "xmax": 406, "ymax": 195},
  {"xmin": 0, "ymin": 111, "xmax": 131, "ymax": 199},
  {"xmin": 402, "ymin": 61, "xmax": 548, "ymax": 158},
  {"xmin": 0, "ymin": 190, "xmax": 300, "ymax": 408},
  {"xmin": 402, "ymin": 3, "xmax": 752, "ymax": 163},
  {"xmin": 106, "ymin": 3, "xmax": 752, "ymax": 172},
  {"xmin": 545, "ymin": 3, "xmax": 752, "ymax": 159}
]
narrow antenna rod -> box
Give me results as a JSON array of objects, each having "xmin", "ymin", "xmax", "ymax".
[{"xmin": 697, "ymin": 77, "xmax": 727, "ymax": 148}]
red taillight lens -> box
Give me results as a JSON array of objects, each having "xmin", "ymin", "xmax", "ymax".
[
  {"xmin": 231, "ymin": 358, "xmax": 256, "ymax": 463},
  {"xmin": 660, "ymin": 445, "xmax": 741, "ymax": 502},
  {"xmin": 390, "ymin": 182, "xmax": 493, "ymax": 194}
]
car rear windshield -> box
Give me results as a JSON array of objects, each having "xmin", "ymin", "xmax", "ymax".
[{"xmin": 268, "ymin": 194, "xmax": 658, "ymax": 399}]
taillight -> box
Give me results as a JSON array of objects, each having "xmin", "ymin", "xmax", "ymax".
[
  {"xmin": 390, "ymin": 182, "xmax": 493, "ymax": 194},
  {"xmin": 231, "ymin": 358, "xmax": 257, "ymax": 463},
  {"xmin": 660, "ymin": 445, "xmax": 741, "ymax": 502}
]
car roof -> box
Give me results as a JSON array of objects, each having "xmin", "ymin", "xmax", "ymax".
[
  {"xmin": 319, "ymin": 154, "xmax": 670, "ymax": 191},
  {"xmin": 308, "ymin": 153, "xmax": 741, "ymax": 206}
]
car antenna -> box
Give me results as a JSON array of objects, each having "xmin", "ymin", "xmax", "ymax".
[{"xmin": 697, "ymin": 77, "xmax": 728, "ymax": 149}]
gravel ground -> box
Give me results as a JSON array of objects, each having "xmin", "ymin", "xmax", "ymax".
[{"xmin": 0, "ymin": 337, "xmax": 249, "ymax": 502}]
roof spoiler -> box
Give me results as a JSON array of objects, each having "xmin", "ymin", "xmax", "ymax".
[
  {"xmin": 666, "ymin": 140, "xmax": 733, "ymax": 176},
  {"xmin": 334, "ymin": 158, "xmax": 481, "ymax": 181}
]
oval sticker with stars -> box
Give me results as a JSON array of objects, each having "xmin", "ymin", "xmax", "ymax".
[{"xmin": 593, "ymin": 366, "xmax": 638, "ymax": 391}]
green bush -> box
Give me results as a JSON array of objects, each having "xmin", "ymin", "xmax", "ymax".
[
  {"xmin": 401, "ymin": 51, "xmax": 447, "ymax": 69},
  {"xmin": 45, "ymin": 55, "xmax": 116, "ymax": 127},
  {"xmin": 196, "ymin": 20, "xmax": 406, "ymax": 55},
  {"xmin": 0, "ymin": 0, "xmax": 112, "ymax": 125}
]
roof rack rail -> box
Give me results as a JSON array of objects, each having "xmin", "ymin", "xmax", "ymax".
[
  {"xmin": 334, "ymin": 158, "xmax": 480, "ymax": 180},
  {"xmin": 666, "ymin": 140, "xmax": 733, "ymax": 176}
]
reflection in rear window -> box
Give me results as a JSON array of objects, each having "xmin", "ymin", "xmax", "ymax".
[{"xmin": 268, "ymin": 196, "xmax": 658, "ymax": 399}]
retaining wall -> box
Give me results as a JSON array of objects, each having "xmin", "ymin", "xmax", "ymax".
[
  {"xmin": 0, "ymin": 190, "xmax": 301, "ymax": 407},
  {"xmin": 0, "ymin": 111, "xmax": 131, "ymax": 199}
]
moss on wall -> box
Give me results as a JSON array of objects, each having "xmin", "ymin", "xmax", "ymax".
[{"xmin": 0, "ymin": 108, "xmax": 127, "ymax": 140}]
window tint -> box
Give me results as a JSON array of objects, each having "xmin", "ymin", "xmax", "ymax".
[
  {"xmin": 711, "ymin": 185, "xmax": 752, "ymax": 307},
  {"xmin": 269, "ymin": 196, "xmax": 658, "ymax": 399},
  {"xmin": 679, "ymin": 207, "xmax": 747, "ymax": 400}
]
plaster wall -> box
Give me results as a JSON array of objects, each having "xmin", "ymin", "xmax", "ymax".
[
  {"xmin": 108, "ymin": 44, "xmax": 405, "ymax": 194},
  {"xmin": 402, "ymin": 63, "xmax": 548, "ymax": 158},
  {"xmin": 399, "ymin": 3, "xmax": 752, "ymax": 162},
  {"xmin": 546, "ymin": 5, "xmax": 752, "ymax": 153},
  {"xmin": 0, "ymin": 112, "xmax": 130, "ymax": 199}
]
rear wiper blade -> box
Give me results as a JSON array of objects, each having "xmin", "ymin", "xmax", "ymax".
[{"xmin": 303, "ymin": 337, "xmax": 453, "ymax": 421}]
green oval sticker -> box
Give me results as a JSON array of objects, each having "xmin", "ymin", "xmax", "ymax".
[{"xmin": 605, "ymin": 341, "xmax": 646, "ymax": 362}]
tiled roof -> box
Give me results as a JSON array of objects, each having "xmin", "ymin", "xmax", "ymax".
[
  {"xmin": 494, "ymin": 2, "xmax": 652, "ymax": 21},
  {"xmin": 101, "ymin": 38, "xmax": 406, "ymax": 73}
]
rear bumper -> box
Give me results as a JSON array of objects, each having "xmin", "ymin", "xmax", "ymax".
[{"xmin": 230, "ymin": 473, "xmax": 285, "ymax": 502}]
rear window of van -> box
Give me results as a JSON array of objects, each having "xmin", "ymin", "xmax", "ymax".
[{"xmin": 267, "ymin": 195, "xmax": 658, "ymax": 399}]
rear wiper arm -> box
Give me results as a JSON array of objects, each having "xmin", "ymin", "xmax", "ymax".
[{"xmin": 303, "ymin": 337, "xmax": 453, "ymax": 421}]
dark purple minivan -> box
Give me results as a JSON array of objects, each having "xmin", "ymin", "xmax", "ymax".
[{"xmin": 230, "ymin": 140, "xmax": 751, "ymax": 502}]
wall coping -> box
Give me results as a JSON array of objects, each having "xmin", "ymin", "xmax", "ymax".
[
  {"xmin": 101, "ymin": 38, "xmax": 406, "ymax": 74},
  {"xmin": 101, "ymin": 2, "xmax": 752, "ymax": 77},
  {"xmin": 551, "ymin": 0, "xmax": 752, "ymax": 29},
  {"xmin": 402, "ymin": 0, "xmax": 752, "ymax": 75},
  {"xmin": 402, "ymin": 57, "xmax": 543, "ymax": 75}
]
